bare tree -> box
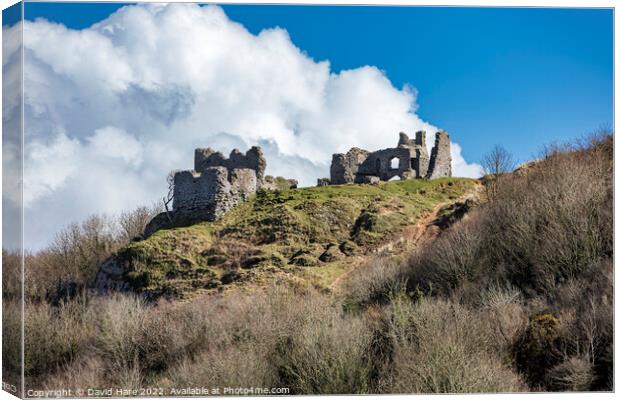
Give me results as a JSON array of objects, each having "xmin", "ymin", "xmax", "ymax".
[
  {"xmin": 118, "ymin": 204, "xmax": 162, "ymax": 243},
  {"xmin": 163, "ymin": 171, "xmax": 176, "ymax": 222},
  {"xmin": 482, "ymin": 145, "xmax": 515, "ymax": 177},
  {"xmin": 481, "ymin": 145, "xmax": 514, "ymax": 200}
]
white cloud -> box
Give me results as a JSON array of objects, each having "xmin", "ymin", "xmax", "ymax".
[
  {"xmin": 451, "ymin": 143, "xmax": 484, "ymax": 178},
  {"xmin": 87, "ymin": 127, "xmax": 144, "ymax": 167},
  {"xmin": 24, "ymin": 133, "xmax": 80, "ymax": 206},
  {"xmin": 2, "ymin": 3, "xmax": 483, "ymax": 249}
]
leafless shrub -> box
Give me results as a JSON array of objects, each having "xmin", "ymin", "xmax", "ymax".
[
  {"xmin": 21, "ymin": 204, "xmax": 163, "ymax": 303},
  {"xmin": 118, "ymin": 204, "xmax": 162, "ymax": 243},
  {"xmin": 26, "ymin": 214, "xmax": 120, "ymax": 303},
  {"xmin": 489, "ymin": 134, "xmax": 612, "ymax": 293},
  {"xmin": 24, "ymin": 297, "xmax": 95, "ymax": 380},
  {"xmin": 476, "ymin": 284, "xmax": 528, "ymax": 353},
  {"xmin": 93, "ymin": 295, "xmax": 148, "ymax": 378},
  {"xmin": 42, "ymin": 357, "xmax": 106, "ymax": 392},
  {"xmin": 407, "ymin": 213, "xmax": 488, "ymax": 295},
  {"xmin": 481, "ymin": 144, "xmax": 515, "ymax": 200},
  {"xmin": 387, "ymin": 294, "xmax": 526, "ymax": 393},
  {"xmin": 342, "ymin": 256, "xmax": 408, "ymax": 307},
  {"xmin": 270, "ymin": 299, "xmax": 373, "ymax": 394},
  {"xmin": 2, "ymin": 300, "xmax": 22, "ymax": 384},
  {"xmin": 545, "ymin": 356, "xmax": 594, "ymax": 391},
  {"xmin": 160, "ymin": 344, "xmax": 271, "ymax": 389},
  {"xmin": 2, "ymin": 250, "xmax": 22, "ymax": 300}
]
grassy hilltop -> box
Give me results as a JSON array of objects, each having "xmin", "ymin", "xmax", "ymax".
[{"xmin": 116, "ymin": 178, "xmax": 478, "ymax": 298}]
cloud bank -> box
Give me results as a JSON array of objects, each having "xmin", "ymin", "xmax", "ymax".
[{"xmin": 4, "ymin": 3, "xmax": 483, "ymax": 249}]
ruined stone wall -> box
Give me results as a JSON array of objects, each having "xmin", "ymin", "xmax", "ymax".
[
  {"xmin": 357, "ymin": 147, "xmax": 413, "ymax": 181},
  {"xmin": 262, "ymin": 175, "xmax": 298, "ymax": 191},
  {"xmin": 414, "ymin": 148, "xmax": 428, "ymax": 178},
  {"xmin": 326, "ymin": 131, "xmax": 451, "ymax": 185},
  {"xmin": 330, "ymin": 148, "xmax": 370, "ymax": 184},
  {"xmin": 194, "ymin": 146, "xmax": 266, "ymax": 186},
  {"xmin": 398, "ymin": 131, "xmax": 430, "ymax": 178},
  {"xmin": 173, "ymin": 167, "xmax": 227, "ymax": 221},
  {"xmin": 426, "ymin": 132, "xmax": 452, "ymax": 179},
  {"xmin": 172, "ymin": 166, "xmax": 257, "ymax": 222}
]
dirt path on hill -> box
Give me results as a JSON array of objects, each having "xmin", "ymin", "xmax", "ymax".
[{"xmin": 330, "ymin": 185, "xmax": 482, "ymax": 292}]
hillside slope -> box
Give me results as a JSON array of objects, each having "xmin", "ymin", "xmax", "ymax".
[{"xmin": 95, "ymin": 178, "xmax": 479, "ymax": 299}]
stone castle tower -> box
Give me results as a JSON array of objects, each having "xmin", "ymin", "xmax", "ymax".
[
  {"xmin": 172, "ymin": 147, "xmax": 266, "ymax": 221},
  {"xmin": 326, "ymin": 131, "xmax": 452, "ymax": 185}
]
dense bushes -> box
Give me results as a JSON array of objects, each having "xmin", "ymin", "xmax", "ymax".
[
  {"xmin": 19, "ymin": 287, "xmax": 375, "ymax": 394},
  {"xmin": 9, "ymin": 133, "xmax": 613, "ymax": 394},
  {"xmin": 20, "ymin": 284, "xmax": 532, "ymax": 394},
  {"xmin": 342, "ymin": 133, "xmax": 613, "ymax": 391},
  {"xmin": 386, "ymin": 293, "xmax": 526, "ymax": 393},
  {"xmin": 405, "ymin": 134, "xmax": 612, "ymax": 298},
  {"xmin": 347, "ymin": 134, "xmax": 613, "ymax": 391},
  {"xmin": 3, "ymin": 205, "xmax": 161, "ymax": 304}
]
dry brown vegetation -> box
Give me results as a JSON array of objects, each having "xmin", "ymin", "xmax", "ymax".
[
  {"xmin": 3, "ymin": 133, "xmax": 613, "ymax": 394},
  {"xmin": 343, "ymin": 132, "xmax": 613, "ymax": 391}
]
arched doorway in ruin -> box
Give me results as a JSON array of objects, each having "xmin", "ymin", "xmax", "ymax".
[{"xmin": 389, "ymin": 157, "xmax": 400, "ymax": 170}]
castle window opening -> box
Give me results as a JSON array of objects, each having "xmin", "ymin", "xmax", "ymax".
[
  {"xmin": 328, "ymin": 131, "xmax": 452, "ymax": 185},
  {"xmin": 390, "ymin": 157, "xmax": 399, "ymax": 170}
]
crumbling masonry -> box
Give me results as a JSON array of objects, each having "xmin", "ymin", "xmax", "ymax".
[
  {"xmin": 144, "ymin": 131, "xmax": 452, "ymax": 237},
  {"xmin": 326, "ymin": 131, "xmax": 451, "ymax": 185},
  {"xmin": 173, "ymin": 147, "xmax": 265, "ymax": 222},
  {"xmin": 142, "ymin": 147, "xmax": 265, "ymax": 237},
  {"xmin": 143, "ymin": 146, "xmax": 296, "ymax": 237}
]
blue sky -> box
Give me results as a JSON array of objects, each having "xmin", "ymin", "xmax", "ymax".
[{"xmin": 21, "ymin": 3, "xmax": 614, "ymax": 165}]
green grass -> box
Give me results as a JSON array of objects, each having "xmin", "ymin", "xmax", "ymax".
[{"xmin": 111, "ymin": 178, "xmax": 478, "ymax": 298}]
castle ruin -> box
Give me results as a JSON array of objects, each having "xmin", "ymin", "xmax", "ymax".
[
  {"xmin": 172, "ymin": 147, "xmax": 265, "ymax": 222},
  {"xmin": 143, "ymin": 146, "xmax": 296, "ymax": 237},
  {"xmin": 144, "ymin": 131, "xmax": 452, "ymax": 237},
  {"xmin": 326, "ymin": 131, "xmax": 451, "ymax": 185}
]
